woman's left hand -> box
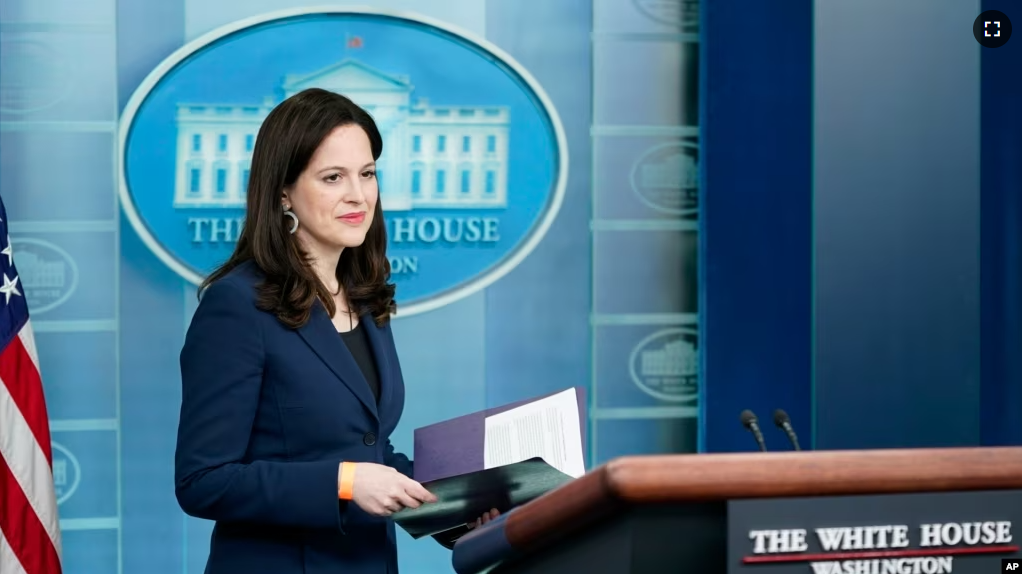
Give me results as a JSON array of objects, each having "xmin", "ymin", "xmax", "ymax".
[{"xmin": 467, "ymin": 508, "xmax": 500, "ymax": 530}]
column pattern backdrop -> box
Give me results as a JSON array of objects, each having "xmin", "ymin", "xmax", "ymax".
[
  {"xmin": 590, "ymin": 0, "xmax": 701, "ymax": 465},
  {"xmin": 0, "ymin": 0, "xmax": 124, "ymax": 571}
]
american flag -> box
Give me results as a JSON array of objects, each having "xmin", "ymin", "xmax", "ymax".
[{"xmin": 0, "ymin": 196, "xmax": 63, "ymax": 574}]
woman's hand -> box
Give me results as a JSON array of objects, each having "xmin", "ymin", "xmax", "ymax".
[
  {"xmin": 345, "ymin": 463, "xmax": 437, "ymax": 517},
  {"xmin": 467, "ymin": 508, "xmax": 500, "ymax": 530}
]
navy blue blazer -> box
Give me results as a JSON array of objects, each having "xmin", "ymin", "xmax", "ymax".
[{"xmin": 175, "ymin": 261, "xmax": 414, "ymax": 574}]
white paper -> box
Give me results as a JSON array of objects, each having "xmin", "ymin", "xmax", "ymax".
[{"xmin": 483, "ymin": 388, "xmax": 585, "ymax": 478}]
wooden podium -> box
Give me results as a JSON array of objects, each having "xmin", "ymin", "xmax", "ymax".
[{"xmin": 450, "ymin": 447, "xmax": 1022, "ymax": 574}]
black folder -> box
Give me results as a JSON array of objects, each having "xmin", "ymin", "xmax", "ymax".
[{"xmin": 393, "ymin": 457, "xmax": 573, "ymax": 539}]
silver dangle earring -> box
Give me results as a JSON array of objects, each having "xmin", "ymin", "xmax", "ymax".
[{"xmin": 283, "ymin": 204, "xmax": 298, "ymax": 234}]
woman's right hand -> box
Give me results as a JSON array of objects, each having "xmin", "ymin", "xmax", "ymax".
[{"xmin": 344, "ymin": 463, "xmax": 437, "ymax": 517}]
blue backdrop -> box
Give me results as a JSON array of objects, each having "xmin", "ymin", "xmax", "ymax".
[
  {"xmin": 980, "ymin": 0, "xmax": 1022, "ymax": 447},
  {"xmin": 699, "ymin": 0, "xmax": 813, "ymax": 453},
  {"xmin": 2, "ymin": 0, "xmax": 1019, "ymax": 573},
  {"xmin": 700, "ymin": 0, "xmax": 1022, "ymax": 453},
  {"xmin": 1, "ymin": 0, "xmax": 698, "ymax": 573}
]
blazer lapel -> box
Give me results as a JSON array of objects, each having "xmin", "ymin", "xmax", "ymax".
[
  {"xmin": 296, "ymin": 303, "xmax": 379, "ymax": 421},
  {"xmin": 361, "ymin": 316, "xmax": 395, "ymax": 410}
]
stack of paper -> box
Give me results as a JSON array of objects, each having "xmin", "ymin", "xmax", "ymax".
[{"xmin": 482, "ymin": 388, "xmax": 586, "ymax": 479}]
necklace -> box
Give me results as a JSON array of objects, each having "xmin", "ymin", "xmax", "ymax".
[
  {"xmin": 337, "ymin": 303, "xmax": 354, "ymax": 331},
  {"xmin": 333, "ymin": 288, "xmax": 354, "ymax": 331}
]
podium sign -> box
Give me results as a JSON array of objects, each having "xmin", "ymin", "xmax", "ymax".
[
  {"xmin": 729, "ymin": 490, "xmax": 1022, "ymax": 574},
  {"xmin": 452, "ymin": 449, "xmax": 1022, "ymax": 574}
]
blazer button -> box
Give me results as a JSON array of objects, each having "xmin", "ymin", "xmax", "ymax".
[{"xmin": 363, "ymin": 432, "xmax": 377, "ymax": 446}]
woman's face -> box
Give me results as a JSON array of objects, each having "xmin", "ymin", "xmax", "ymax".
[{"xmin": 283, "ymin": 124, "xmax": 378, "ymax": 255}]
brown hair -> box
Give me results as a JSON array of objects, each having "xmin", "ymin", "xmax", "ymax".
[{"xmin": 201, "ymin": 88, "xmax": 396, "ymax": 328}]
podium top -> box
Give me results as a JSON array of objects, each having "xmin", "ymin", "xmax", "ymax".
[{"xmin": 503, "ymin": 447, "xmax": 1022, "ymax": 549}]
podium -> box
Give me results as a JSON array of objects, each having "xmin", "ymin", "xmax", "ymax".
[{"xmin": 451, "ymin": 447, "xmax": 1022, "ymax": 574}]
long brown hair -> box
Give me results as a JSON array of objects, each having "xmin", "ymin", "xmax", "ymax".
[{"xmin": 202, "ymin": 88, "xmax": 396, "ymax": 328}]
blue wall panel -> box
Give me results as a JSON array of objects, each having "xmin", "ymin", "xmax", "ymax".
[
  {"xmin": 699, "ymin": 0, "xmax": 814, "ymax": 453},
  {"xmin": 980, "ymin": 0, "xmax": 1022, "ymax": 447},
  {"xmin": 483, "ymin": 0, "xmax": 592, "ymax": 414},
  {"xmin": 119, "ymin": 211, "xmax": 189, "ymax": 574},
  {"xmin": 116, "ymin": 0, "xmax": 183, "ymax": 111},
  {"xmin": 813, "ymin": 0, "xmax": 982, "ymax": 449}
]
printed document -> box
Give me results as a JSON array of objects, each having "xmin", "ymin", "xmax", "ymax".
[{"xmin": 483, "ymin": 388, "xmax": 585, "ymax": 478}]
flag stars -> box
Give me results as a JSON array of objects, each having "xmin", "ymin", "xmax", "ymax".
[
  {"xmin": 1, "ymin": 237, "xmax": 12, "ymax": 267},
  {"xmin": 0, "ymin": 273, "xmax": 21, "ymax": 305}
]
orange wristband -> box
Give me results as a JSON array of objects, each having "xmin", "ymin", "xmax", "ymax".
[{"xmin": 338, "ymin": 462, "xmax": 356, "ymax": 500}]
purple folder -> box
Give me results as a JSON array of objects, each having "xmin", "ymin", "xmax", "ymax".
[{"xmin": 413, "ymin": 386, "xmax": 588, "ymax": 483}]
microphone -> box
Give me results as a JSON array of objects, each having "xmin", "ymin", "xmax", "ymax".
[
  {"xmin": 740, "ymin": 410, "xmax": 767, "ymax": 452},
  {"xmin": 772, "ymin": 409, "xmax": 802, "ymax": 451}
]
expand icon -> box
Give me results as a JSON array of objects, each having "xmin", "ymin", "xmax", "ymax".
[{"xmin": 119, "ymin": 8, "xmax": 567, "ymax": 316}]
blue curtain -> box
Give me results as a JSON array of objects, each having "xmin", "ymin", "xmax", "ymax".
[
  {"xmin": 698, "ymin": 0, "xmax": 813, "ymax": 452},
  {"xmin": 980, "ymin": 0, "xmax": 1022, "ymax": 446}
]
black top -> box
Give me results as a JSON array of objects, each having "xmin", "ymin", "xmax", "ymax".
[{"xmin": 339, "ymin": 321, "xmax": 381, "ymax": 404}]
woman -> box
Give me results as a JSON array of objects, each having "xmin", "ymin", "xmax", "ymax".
[{"xmin": 174, "ymin": 88, "xmax": 496, "ymax": 574}]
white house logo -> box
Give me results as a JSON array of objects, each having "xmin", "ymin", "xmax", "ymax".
[
  {"xmin": 629, "ymin": 327, "xmax": 698, "ymax": 402},
  {"xmin": 0, "ymin": 39, "xmax": 69, "ymax": 114},
  {"xmin": 50, "ymin": 442, "xmax": 81, "ymax": 505},
  {"xmin": 632, "ymin": 0, "xmax": 699, "ymax": 32},
  {"xmin": 119, "ymin": 8, "xmax": 567, "ymax": 316},
  {"xmin": 9, "ymin": 238, "xmax": 78, "ymax": 315},
  {"xmin": 629, "ymin": 140, "xmax": 698, "ymax": 217}
]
